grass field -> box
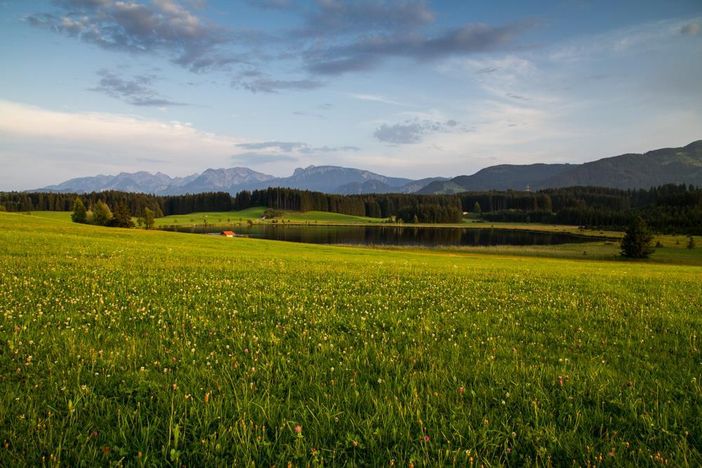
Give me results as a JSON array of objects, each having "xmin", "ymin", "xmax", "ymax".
[
  {"xmin": 154, "ymin": 207, "xmax": 386, "ymax": 227},
  {"xmin": 1, "ymin": 212, "xmax": 701, "ymax": 465}
]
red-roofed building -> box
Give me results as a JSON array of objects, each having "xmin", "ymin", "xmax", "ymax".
[{"xmin": 221, "ymin": 231, "xmax": 234, "ymax": 237}]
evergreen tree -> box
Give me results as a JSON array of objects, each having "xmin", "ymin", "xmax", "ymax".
[
  {"xmin": 109, "ymin": 203, "xmax": 134, "ymax": 228},
  {"xmin": 621, "ymin": 216, "xmax": 654, "ymax": 258},
  {"xmin": 71, "ymin": 197, "xmax": 87, "ymax": 223},
  {"xmin": 473, "ymin": 201, "xmax": 481, "ymax": 214},
  {"xmin": 93, "ymin": 201, "xmax": 113, "ymax": 226}
]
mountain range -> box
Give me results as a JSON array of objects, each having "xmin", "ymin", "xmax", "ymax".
[
  {"xmin": 39, "ymin": 140, "xmax": 702, "ymax": 195},
  {"xmin": 41, "ymin": 165, "xmax": 447, "ymax": 195}
]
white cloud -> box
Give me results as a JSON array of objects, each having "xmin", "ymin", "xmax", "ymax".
[
  {"xmin": 347, "ymin": 93, "xmax": 411, "ymax": 107},
  {"xmin": 0, "ymin": 100, "xmax": 246, "ymax": 189}
]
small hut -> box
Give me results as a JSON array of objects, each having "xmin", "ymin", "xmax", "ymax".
[{"xmin": 221, "ymin": 230, "xmax": 235, "ymax": 237}]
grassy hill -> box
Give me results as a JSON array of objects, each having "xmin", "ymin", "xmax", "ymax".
[{"xmin": 1, "ymin": 212, "xmax": 701, "ymax": 465}]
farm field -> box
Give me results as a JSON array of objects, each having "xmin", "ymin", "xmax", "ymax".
[{"xmin": 1, "ymin": 212, "xmax": 701, "ymax": 465}]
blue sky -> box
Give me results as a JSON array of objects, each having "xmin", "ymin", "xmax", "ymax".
[{"xmin": 0, "ymin": 0, "xmax": 701, "ymax": 190}]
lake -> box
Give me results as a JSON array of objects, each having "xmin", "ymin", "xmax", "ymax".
[{"xmin": 160, "ymin": 224, "xmax": 608, "ymax": 247}]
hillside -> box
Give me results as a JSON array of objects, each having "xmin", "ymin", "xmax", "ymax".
[
  {"xmin": 420, "ymin": 141, "xmax": 702, "ymax": 193},
  {"xmin": 418, "ymin": 164, "xmax": 572, "ymax": 194},
  {"xmin": 543, "ymin": 140, "xmax": 702, "ymax": 189}
]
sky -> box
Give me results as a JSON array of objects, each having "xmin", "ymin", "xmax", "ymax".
[{"xmin": 0, "ymin": 0, "xmax": 701, "ymax": 190}]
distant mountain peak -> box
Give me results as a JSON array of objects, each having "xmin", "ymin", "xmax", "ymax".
[
  {"xmin": 40, "ymin": 165, "xmax": 434, "ymax": 195},
  {"xmin": 37, "ymin": 141, "xmax": 701, "ymax": 196}
]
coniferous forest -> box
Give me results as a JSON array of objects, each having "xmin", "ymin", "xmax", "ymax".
[{"xmin": 1, "ymin": 184, "xmax": 700, "ymax": 232}]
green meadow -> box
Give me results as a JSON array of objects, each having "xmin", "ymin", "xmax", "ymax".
[
  {"xmin": 1, "ymin": 212, "xmax": 701, "ymax": 465},
  {"xmin": 154, "ymin": 207, "xmax": 385, "ymax": 227}
]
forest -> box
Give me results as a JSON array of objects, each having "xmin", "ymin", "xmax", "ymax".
[
  {"xmin": 1, "ymin": 184, "xmax": 700, "ymax": 232},
  {"xmin": 463, "ymin": 185, "xmax": 702, "ymax": 233}
]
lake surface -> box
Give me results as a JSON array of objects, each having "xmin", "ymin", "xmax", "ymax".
[{"xmin": 161, "ymin": 224, "xmax": 607, "ymax": 247}]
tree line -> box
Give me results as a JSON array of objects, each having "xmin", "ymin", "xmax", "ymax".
[
  {"xmin": 233, "ymin": 188, "xmax": 463, "ymax": 223},
  {"xmin": 466, "ymin": 185, "xmax": 701, "ymax": 234},
  {"xmin": 1, "ymin": 184, "xmax": 699, "ymax": 232},
  {"xmin": 0, "ymin": 189, "xmax": 463, "ymax": 223}
]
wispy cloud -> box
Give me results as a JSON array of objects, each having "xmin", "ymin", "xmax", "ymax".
[
  {"xmin": 547, "ymin": 16, "xmax": 702, "ymax": 62},
  {"xmin": 236, "ymin": 141, "xmax": 359, "ymax": 153},
  {"xmin": 90, "ymin": 69, "xmax": 186, "ymax": 107},
  {"xmin": 231, "ymin": 152, "xmax": 298, "ymax": 164},
  {"xmin": 237, "ymin": 141, "xmax": 306, "ymax": 152},
  {"xmin": 305, "ymin": 21, "xmax": 537, "ymax": 75},
  {"xmin": 246, "ymin": 0, "xmax": 294, "ymax": 11},
  {"xmin": 374, "ymin": 119, "xmax": 462, "ymax": 144},
  {"xmin": 230, "ymin": 139, "xmax": 359, "ymax": 168},
  {"xmin": 233, "ymin": 76, "xmax": 323, "ymax": 93},
  {"xmin": 348, "ymin": 93, "xmax": 409, "ymax": 107},
  {"xmin": 297, "ymin": 0, "xmax": 433, "ymax": 37}
]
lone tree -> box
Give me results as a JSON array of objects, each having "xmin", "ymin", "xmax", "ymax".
[
  {"xmin": 621, "ymin": 216, "xmax": 654, "ymax": 258},
  {"xmin": 71, "ymin": 197, "xmax": 87, "ymax": 224},
  {"xmin": 139, "ymin": 207, "xmax": 155, "ymax": 230},
  {"xmin": 93, "ymin": 200, "xmax": 113, "ymax": 226},
  {"xmin": 473, "ymin": 201, "xmax": 481, "ymax": 214}
]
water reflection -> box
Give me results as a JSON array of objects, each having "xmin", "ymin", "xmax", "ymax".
[{"xmin": 161, "ymin": 224, "xmax": 606, "ymax": 247}]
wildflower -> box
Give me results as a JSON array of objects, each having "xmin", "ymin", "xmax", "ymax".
[
  {"xmin": 294, "ymin": 424, "xmax": 302, "ymax": 435},
  {"xmin": 458, "ymin": 386, "xmax": 465, "ymax": 394}
]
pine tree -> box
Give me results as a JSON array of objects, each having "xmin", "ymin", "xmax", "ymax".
[
  {"xmin": 621, "ymin": 216, "xmax": 654, "ymax": 258},
  {"xmin": 71, "ymin": 197, "xmax": 87, "ymax": 223},
  {"xmin": 473, "ymin": 201, "xmax": 481, "ymax": 214}
]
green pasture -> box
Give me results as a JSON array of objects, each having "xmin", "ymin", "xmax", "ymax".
[
  {"xmin": 0, "ymin": 212, "xmax": 700, "ymax": 465},
  {"xmin": 154, "ymin": 207, "xmax": 385, "ymax": 227}
]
